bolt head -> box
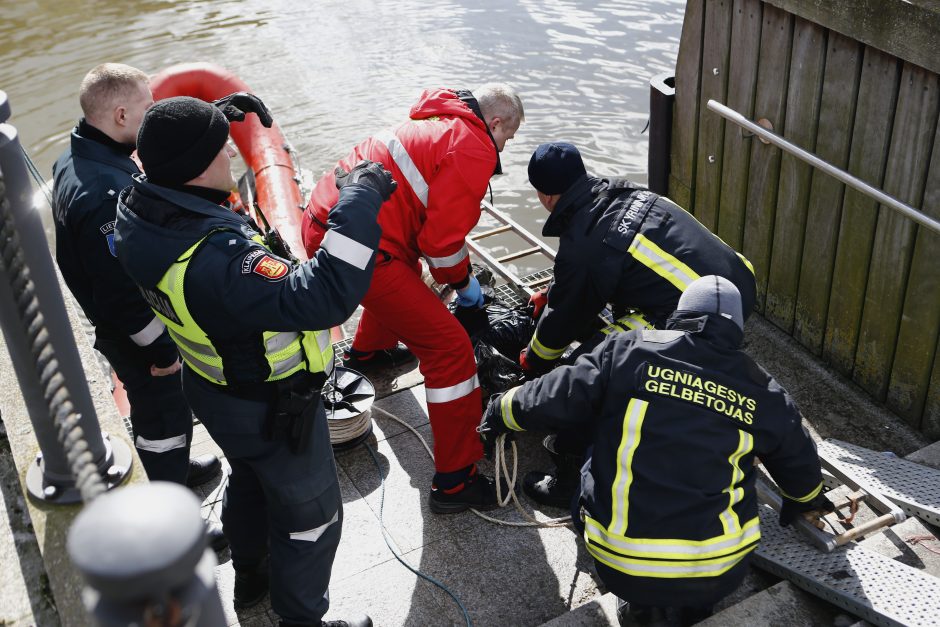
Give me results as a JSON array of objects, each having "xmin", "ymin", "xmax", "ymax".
[{"xmin": 43, "ymin": 485, "xmax": 57, "ymax": 498}]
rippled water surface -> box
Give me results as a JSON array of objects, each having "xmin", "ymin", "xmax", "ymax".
[{"xmin": 0, "ymin": 0, "xmax": 684, "ymax": 264}]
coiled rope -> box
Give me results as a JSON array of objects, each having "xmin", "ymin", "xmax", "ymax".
[
  {"xmin": 0, "ymin": 173, "xmax": 106, "ymax": 502},
  {"xmin": 370, "ymin": 405, "xmax": 570, "ymax": 527}
]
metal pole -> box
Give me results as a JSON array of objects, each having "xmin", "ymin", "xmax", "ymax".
[
  {"xmin": 648, "ymin": 73, "xmax": 675, "ymax": 196},
  {"xmin": 0, "ymin": 90, "xmax": 130, "ymax": 503},
  {"xmin": 68, "ymin": 482, "xmax": 227, "ymax": 626},
  {"xmin": 706, "ymin": 99, "xmax": 940, "ymax": 236}
]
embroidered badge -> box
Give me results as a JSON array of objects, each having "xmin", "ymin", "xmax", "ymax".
[
  {"xmin": 100, "ymin": 221, "xmax": 117, "ymax": 257},
  {"xmin": 242, "ymin": 249, "xmax": 288, "ymax": 281}
]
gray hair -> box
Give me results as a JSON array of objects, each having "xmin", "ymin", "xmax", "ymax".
[
  {"xmin": 475, "ymin": 83, "xmax": 525, "ymax": 128},
  {"xmin": 79, "ymin": 63, "xmax": 150, "ymax": 121}
]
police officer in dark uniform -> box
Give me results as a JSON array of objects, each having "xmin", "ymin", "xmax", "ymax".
[
  {"xmin": 518, "ymin": 142, "xmax": 758, "ymax": 506},
  {"xmin": 51, "ymin": 64, "xmax": 222, "ymax": 495},
  {"xmin": 481, "ymin": 276, "xmax": 831, "ymax": 626},
  {"xmin": 115, "ymin": 95, "xmax": 394, "ymax": 627}
]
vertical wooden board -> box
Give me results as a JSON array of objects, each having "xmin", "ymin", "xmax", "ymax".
[
  {"xmin": 764, "ymin": 18, "xmax": 827, "ymax": 333},
  {"xmin": 823, "ymin": 47, "xmax": 901, "ymax": 375},
  {"xmin": 669, "ymin": 0, "xmax": 706, "ymax": 211},
  {"xmin": 922, "ymin": 335, "xmax": 940, "ymax": 440},
  {"xmin": 886, "ymin": 90, "xmax": 940, "ymax": 426},
  {"xmin": 793, "ymin": 33, "xmax": 864, "ymax": 354},
  {"xmin": 715, "ymin": 0, "xmax": 763, "ymax": 251},
  {"xmin": 741, "ymin": 4, "xmax": 793, "ymax": 313},
  {"xmin": 854, "ymin": 63, "xmax": 938, "ymax": 402},
  {"xmin": 692, "ymin": 0, "xmax": 733, "ymax": 230}
]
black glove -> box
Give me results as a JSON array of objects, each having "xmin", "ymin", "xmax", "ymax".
[
  {"xmin": 478, "ymin": 394, "xmax": 514, "ymax": 460},
  {"xmin": 334, "ymin": 160, "xmax": 397, "ymax": 202},
  {"xmin": 212, "ymin": 92, "xmax": 274, "ymax": 128},
  {"xmin": 779, "ymin": 492, "xmax": 834, "ymax": 527}
]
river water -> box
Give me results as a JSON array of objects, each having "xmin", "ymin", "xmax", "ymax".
[{"xmin": 0, "ymin": 0, "xmax": 684, "ymax": 268}]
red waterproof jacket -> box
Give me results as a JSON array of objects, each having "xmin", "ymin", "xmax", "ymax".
[{"xmin": 304, "ymin": 89, "xmax": 498, "ymax": 285}]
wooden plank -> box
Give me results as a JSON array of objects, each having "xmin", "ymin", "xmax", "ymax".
[
  {"xmin": 853, "ymin": 63, "xmax": 939, "ymax": 402},
  {"xmin": 740, "ymin": 5, "xmax": 793, "ymax": 313},
  {"xmin": 692, "ymin": 0, "xmax": 734, "ymax": 231},
  {"xmin": 715, "ymin": 0, "xmax": 763, "ymax": 252},
  {"xmin": 922, "ymin": 336, "xmax": 940, "ymax": 440},
  {"xmin": 793, "ymin": 33, "xmax": 864, "ymax": 354},
  {"xmin": 669, "ymin": 0, "xmax": 705, "ymax": 212},
  {"xmin": 764, "ymin": 17, "xmax": 827, "ymax": 333},
  {"xmin": 886, "ymin": 80, "xmax": 940, "ymax": 427},
  {"xmin": 822, "ymin": 47, "xmax": 901, "ymax": 375},
  {"xmin": 762, "ymin": 0, "xmax": 940, "ymax": 76}
]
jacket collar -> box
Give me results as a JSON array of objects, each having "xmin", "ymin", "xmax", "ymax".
[
  {"xmin": 541, "ymin": 173, "xmax": 596, "ymax": 237},
  {"xmin": 453, "ymin": 89, "xmax": 502, "ymax": 176},
  {"xmin": 132, "ymin": 175, "xmax": 243, "ymax": 224},
  {"xmin": 665, "ymin": 311, "xmax": 744, "ymax": 349},
  {"xmin": 70, "ymin": 126, "xmax": 140, "ymax": 175}
]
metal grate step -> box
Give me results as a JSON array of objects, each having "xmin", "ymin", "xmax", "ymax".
[
  {"xmin": 754, "ymin": 502, "xmax": 940, "ymax": 627},
  {"xmin": 818, "ymin": 439, "xmax": 940, "ymax": 526}
]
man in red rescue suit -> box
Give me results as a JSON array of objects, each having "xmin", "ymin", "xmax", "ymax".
[
  {"xmin": 479, "ymin": 276, "xmax": 831, "ymax": 626},
  {"xmin": 301, "ymin": 85, "xmax": 525, "ymax": 513},
  {"xmin": 518, "ymin": 142, "xmax": 758, "ymax": 508}
]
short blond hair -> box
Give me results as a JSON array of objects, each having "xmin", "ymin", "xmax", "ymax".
[
  {"xmin": 79, "ymin": 63, "xmax": 150, "ymax": 121},
  {"xmin": 475, "ymin": 83, "xmax": 525, "ymax": 128}
]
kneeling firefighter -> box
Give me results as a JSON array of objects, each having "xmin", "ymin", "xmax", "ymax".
[
  {"xmin": 115, "ymin": 94, "xmax": 395, "ymax": 627},
  {"xmin": 480, "ymin": 276, "xmax": 831, "ymax": 625}
]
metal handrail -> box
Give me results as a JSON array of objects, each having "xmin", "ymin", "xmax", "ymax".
[{"xmin": 707, "ymin": 100, "xmax": 940, "ymax": 236}]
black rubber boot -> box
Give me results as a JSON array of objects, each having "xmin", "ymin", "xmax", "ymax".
[
  {"xmin": 523, "ymin": 446, "xmax": 582, "ymax": 509},
  {"xmin": 233, "ymin": 561, "xmax": 269, "ymax": 610}
]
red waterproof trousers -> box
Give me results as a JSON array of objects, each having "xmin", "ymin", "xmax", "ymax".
[{"xmin": 349, "ymin": 256, "xmax": 483, "ymax": 473}]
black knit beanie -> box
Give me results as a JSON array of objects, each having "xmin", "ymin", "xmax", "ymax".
[
  {"xmin": 527, "ymin": 142, "xmax": 587, "ymax": 195},
  {"xmin": 137, "ymin": 96, "xmax": 230, "ymax": 186}
]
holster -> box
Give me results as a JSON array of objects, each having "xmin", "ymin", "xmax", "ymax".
[{"xmin": 262, "ymin": 371, "xmax": 325, "ymax": 454}]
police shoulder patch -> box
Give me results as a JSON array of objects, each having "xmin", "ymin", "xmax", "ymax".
[{"xmin": 241, "ymin": 248, "xmax": 289, "ymax": 281}]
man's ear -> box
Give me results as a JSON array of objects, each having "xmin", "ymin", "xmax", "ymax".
[
  {"xmin": 489, "ymin": 116, "xmax": 502, "ymax": 133},
  {"xmin": 113, "ymin": 105, "xmax": 128, "ymax": 127}
]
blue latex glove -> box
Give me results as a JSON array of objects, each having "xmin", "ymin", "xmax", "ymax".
[{"xmin": 455, "ymin": 275, "xmax": 484, "ymax": 308}]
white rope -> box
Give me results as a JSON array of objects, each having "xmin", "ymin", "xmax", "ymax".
[
  {"xmin": 329, "ymin": 407, "xmax": 373, "ymax": 445},
  {"xmin": 370, "ymin": 405, "xmax": 571, "ymax": 527}
]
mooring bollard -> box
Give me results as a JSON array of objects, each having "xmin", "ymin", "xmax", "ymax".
[{"xmin": 67, "ymin": 482, "xmax": 226, "ymax": 626}]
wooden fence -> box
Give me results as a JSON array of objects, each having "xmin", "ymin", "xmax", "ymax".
[{"xmin": 668, "ymin": 0, "xmax": 940, "ymax": 436}]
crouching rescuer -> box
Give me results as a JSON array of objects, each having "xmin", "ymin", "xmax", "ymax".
[
  {"xmin": 479, "ymin": 276, "xmax": 832, "ymax": 624},
  {"xmin": 114, "ymin": 95, "xmax": 395, "ymax": 627}
]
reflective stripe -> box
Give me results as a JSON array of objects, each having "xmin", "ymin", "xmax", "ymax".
[
  {"xmin": 720, "ymin": 431, "xmax": 753, "ymax": 534},
  {"xmin": 178, "ymin": 349, "xmax": 226, "ymax": 382},
  {"xmin": 500, "ymin": 386, "xmax": 523, "ymax": 431},
  {"xmin": 737, "ymin": 252, "xmax": 755, "ymax": 276},
  {"xmin": 316, "ymin": 331, "xmax": 330, "ymax": 352},
  {"xmin": 267, "ymin": 331, "xmax": 300, "ymax": 353},
  {"xmin": 628, "ymin": 233, "xmax": 700, "ymax": 292},
  {"xmin": 585, "ymin": 515, "xmax": 760, "ymax": 560},
  {"xmin": 528, "ymin": 333, "xmax": 566, "ymax": 361},
  {"xmin": 289, "ymin": 510, "xmax": 339, "ymax": 543},
  {"xmin": 586, "ymin": 536, "xmax": 756, "ymax": 578},
  {"xmin": 168, "ymin": 328, "xmax": 218, "ymax": 358},
  {"xmin": 135, "ymin": 434, "xmax": 187, "ymax": 454},
  {"xmin": 323, "ymin": 357, "xmax": 335, "ymax": 377},
  {"xmin": 272, "ymin": 351, "xmax": 304, "ymax": 377},
  {"xmin": 374, "ymin": 129, "xmax": 429, "ymax": 207},
  {"xmin": 424, "ymin": 244, "xmax": 469, "ymax": 270},
  {"xmin": 780, "ymin": 480, "xmax": 824, "ymax": 503},
  {"xmin": 602, "ymin": 313, "xmax": 653, "ymax": 335},
  {"xmin": 130, "ymin": 316, "xmax": 166, "ymax": 347},
  {"xmin": 609, "ymin": 399, "xmax": 648, "ymax": 535},
  {"xmin": 426, "ymin": 373, "xmax": 480, "ymax": 404},
  {"xmin": 322, "ymin": 229, "xmax": 373, "ymax": 270}
]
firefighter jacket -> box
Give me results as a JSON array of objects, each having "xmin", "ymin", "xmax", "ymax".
[
  {"xmin": 114, "ymin": 175, "xmax": 382, "ymax": 388},
  {"xmin": 51, "ymin": 124, "xmax": 177, "ymax": 367},
  {"xmin": 304, "ymin": 88, "xmax": 500, "ymax": 286},
  {"xmin": 525, "ymin": 176, "xmax": 756, "ymax": 371},
  {"xmin": 493, "ymin": 312, "xmax": 823, "ymax": 582}
]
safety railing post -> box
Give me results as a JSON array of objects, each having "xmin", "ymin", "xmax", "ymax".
[
  {"xmin": 68, "ymin": 483, "xmax": 227, "ymax": 626},
  {"xmin": 0, "ymin": 89, "xmax": 131, "ymax": 503}
]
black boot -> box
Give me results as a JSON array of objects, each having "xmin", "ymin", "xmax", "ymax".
[
  {"xmin": 186, "ymin": 454, "xmax": 222, "ymax": 487},
  {"xmin": 279, "ymin": 616, "xmax": 372, "ymax": 627},
  {"xmin": 233, "ymin": 560, "xmax": 269, "ymax": 610},
  {"xmin": 523, "ymin": 445, "xmax": 582, "ymax": 509},
  {"xmin": 428, "ymin": 466, "xmax": 502, "ymax": 514}
]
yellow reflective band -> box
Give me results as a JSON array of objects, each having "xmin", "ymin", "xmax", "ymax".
[
  {"xmin": 528, "ymin": 333, "xmax": 566, "ymax": 360},
  {"xmin": 602, "ymin": 323, "xmax": 626, "ymax": 336},
  {"xmin": 500, "ymin": 386, "xmax": 524, "ymax": 431},
  {"xmin": 585, "ymin": 516, "xmax": 760, "ymax": 560},
  {"xmin": 585, "ymin": 534, "xmax": 757, "ymax": 579},
  {"xmin": 720, "ymin": 430, "xmax": 753, "ymax": 534},
  {"xmin": 780, "ymin": 480, "xmax": 824, "ymax": 504},
  {"xmin": 737, "ymin": 252, "xmax": 755, "ymax": 276},
  {"xmin": 628, "ymin": 234, "xmax": 700, "ymax": 292},
  {"xmin": 609, "ymin": 399, "xmax": 648, "ymax": 536}
]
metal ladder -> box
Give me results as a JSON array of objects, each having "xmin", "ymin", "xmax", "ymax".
[{"xmin": 465, "ymin": 200, "xmax": 556, "ymax": 297}]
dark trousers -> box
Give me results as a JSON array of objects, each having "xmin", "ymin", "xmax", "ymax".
[
  {"xmin": 183, "ymin": 369, "xmax": 342, "ymax": 624},
  {"xmin": 95, "ymin": 334, "xmax": 192, "ymax": 484}
]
